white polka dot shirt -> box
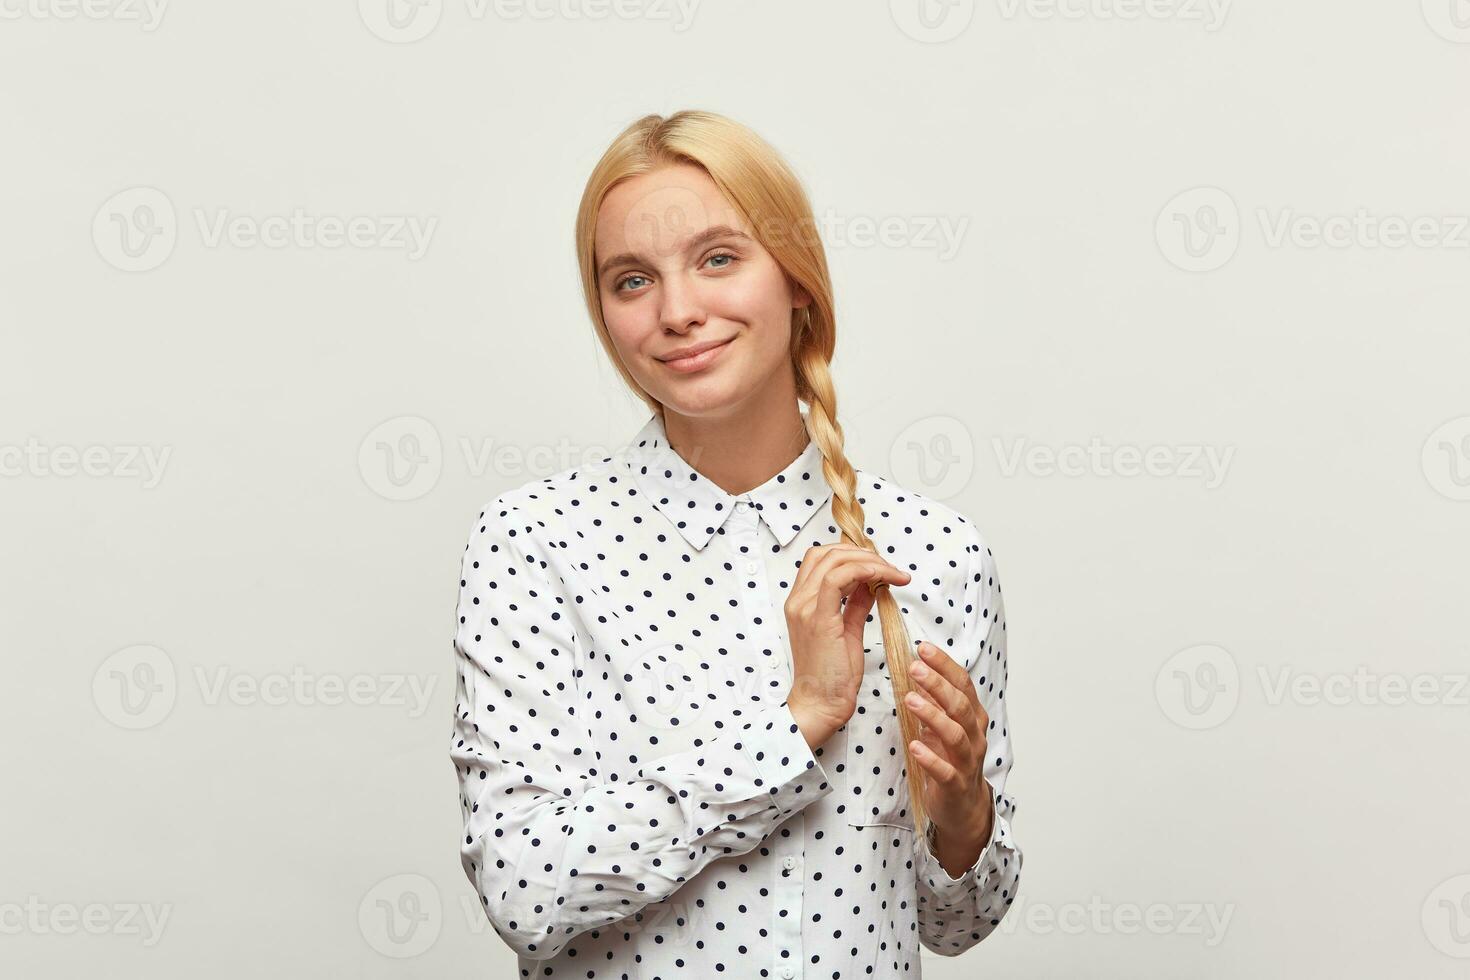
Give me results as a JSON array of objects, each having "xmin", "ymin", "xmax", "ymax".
[{"xmin": 449, "ymin": 409, "xmax": 1021, "ymax": 976}]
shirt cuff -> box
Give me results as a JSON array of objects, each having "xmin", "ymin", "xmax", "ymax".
[
  {"xmin": 738, "ymin": 701, "xmax": 833, "ymax": 817},
  {"xmin": 914, "ymin": 795, "xmax": 1005, "ymax": 900}
]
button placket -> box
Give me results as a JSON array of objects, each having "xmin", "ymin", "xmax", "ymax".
[{"xmin": 730, "ymin": 495, "xmax": 805, "ymax": 978}]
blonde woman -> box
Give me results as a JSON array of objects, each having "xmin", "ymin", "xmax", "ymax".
[{"xmin": 449, "ymin": 110, "xmax": 1021, "ymax": 976}]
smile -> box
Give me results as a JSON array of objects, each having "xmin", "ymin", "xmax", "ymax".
[{"xmin": 659, "ymin": 337, "xmax": 734, "ymax": 374}]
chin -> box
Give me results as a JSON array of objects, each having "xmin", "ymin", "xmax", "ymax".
[{"xmin": 651, "ymin": 380, "xmax": 748, "ymax": 419}]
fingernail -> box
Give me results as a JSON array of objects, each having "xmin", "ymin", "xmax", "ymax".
[
  {"xmin": 906, "ymin": 692, "xmax": 923, "ymax": 707},
  {"xmin": 911, "ymin": 661, "xmax": 928, "ymax": 678}
]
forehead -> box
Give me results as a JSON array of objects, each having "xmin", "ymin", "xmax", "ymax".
[{"xmin": 595, "ymin": 163, "xmax": 751, "ymax": 259}]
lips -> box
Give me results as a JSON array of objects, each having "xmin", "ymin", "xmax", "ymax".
[
  {"xmin": 657, "ymin": 336, "xmax": 735, "ymax": 374},
  {"xmin": 659, "ymin": 338, "xmax": 733, "ymax": 363}
]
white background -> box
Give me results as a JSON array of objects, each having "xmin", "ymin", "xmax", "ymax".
[{"xmin": 3, "ymin": 0, "xmax": 1469, "ymax": 976}]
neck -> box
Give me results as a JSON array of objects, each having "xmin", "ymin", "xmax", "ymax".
[{"xmin": 661, "ymin": 400, "xmax": 810, "ymax": 497}]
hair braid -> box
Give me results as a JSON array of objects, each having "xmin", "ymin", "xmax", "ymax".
[{"xmin": 797, "ymin": 346, "xmax": 930, "ymax": 835}]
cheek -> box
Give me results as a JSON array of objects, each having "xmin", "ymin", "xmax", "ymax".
[
  {"xmin": 714, "ymin": 268, "xmax": 790, "ymax": 321},
  {"xmin": 602, "ymin": 302, "xmax": 651, "ymax": 354}
]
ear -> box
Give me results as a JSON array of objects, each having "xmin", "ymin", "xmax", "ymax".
[{"xmin": 791, "ymin": 283, "xmax": 813, "ymax": 311}]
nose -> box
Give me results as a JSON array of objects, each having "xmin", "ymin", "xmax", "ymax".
[{"xmin": 657, "ymin": 272, "xmax": 707, "ymax": 334}]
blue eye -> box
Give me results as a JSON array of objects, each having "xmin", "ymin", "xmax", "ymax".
[{"xmin": 617, "ymin": 274, "xmax": 650, "ymax": 292}]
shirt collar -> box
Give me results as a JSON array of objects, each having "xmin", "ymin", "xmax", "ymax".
[{"xmin": 618, "ymin": 408, "xmax": 834, "ymax": 552}]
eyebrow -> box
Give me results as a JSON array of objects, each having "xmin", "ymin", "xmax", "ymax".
[{"xmin": 597, "ymin": 224, "xmax": 754, "ymax": 280}]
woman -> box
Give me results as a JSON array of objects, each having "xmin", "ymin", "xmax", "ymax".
[{"xmin": 449, "ymin": 110, "xmax": 1021, "ymax": 976}]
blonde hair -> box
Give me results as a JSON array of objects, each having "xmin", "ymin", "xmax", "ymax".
[{"xmin": 574, "ymin": 109, "xmax": 932, "ymax": 836}]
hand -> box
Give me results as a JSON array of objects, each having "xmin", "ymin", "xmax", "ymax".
[
  {"xmin": 784, "ymin": 544, "xmax": 911, "ymax": 741},
  {"xmin": 903, "ymin": 641, "xmax": 995, "ymax": 848}
]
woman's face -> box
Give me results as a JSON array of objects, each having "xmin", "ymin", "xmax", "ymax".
[{"xmin": 594, "ymin": 162, "xmax": 810, "ymax": 419}]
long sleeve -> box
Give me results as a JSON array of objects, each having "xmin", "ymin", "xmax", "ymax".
[
  {"xmin": 448, "ymin": 497, "xmax": 835, "ymax": 961},
  {"xmin": 912, "ymin": 529, "xmax": 1023, "ymax": 955}
]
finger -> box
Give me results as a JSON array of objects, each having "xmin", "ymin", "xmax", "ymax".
[
  {"xmin": 909, "ymin": 652, "xmax": 979, "ymax": 741},
  {"xmin": 916, "ymin": 642, "xmax": 980, "ymax": 710},
  {"xmin": 810, "ymin": 554, "xmax": 910, "ymax": 627},
  {"xmin": 902, "ymin": 687, "xmax": 969, "ymax": 756},
  {"xmin": 909, "ymin": 738, "xmax": 960, "ymax": 788},
  {"xmin": 788, "ymin": 544, "xmax": 861, "ymax": 595},
  {"xmin": 790, "ymin": 545, "xmax": 906, "ymax": 613}
]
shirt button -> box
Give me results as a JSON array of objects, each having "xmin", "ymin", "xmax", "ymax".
[
  {"xmin": 781, "ymin": 968, "xmax": 794, "ymax": 979},
  {"xmin": 783, "ymin": 856, "xmax": 796, "ymax": 870},
  {"xmin": 745, "ymin": 561, "xmax": 760, "ymax": 574}
]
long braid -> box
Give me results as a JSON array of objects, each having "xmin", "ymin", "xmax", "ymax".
[{"xmin": 797, "ymin": 343, "xmax": 931, "ymax": 837}]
